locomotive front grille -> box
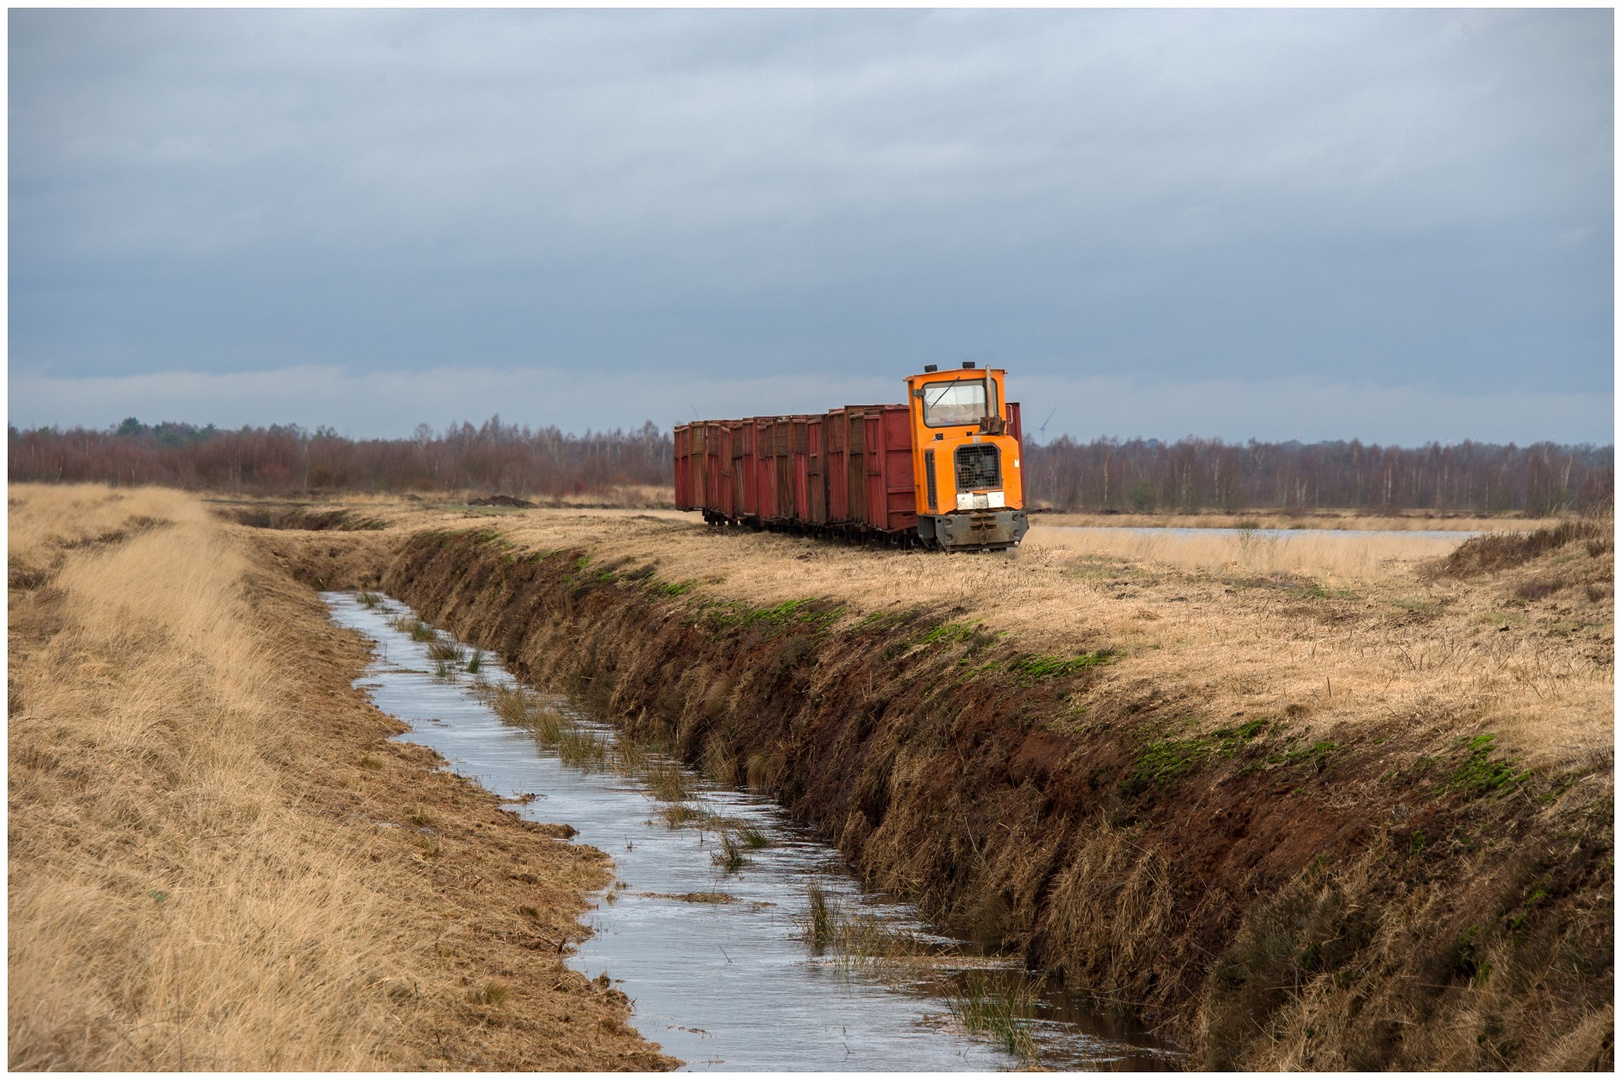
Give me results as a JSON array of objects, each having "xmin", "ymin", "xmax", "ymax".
[{"xmin": 954, "ymin": 444, "xmax": 1001, "ymax": 492}]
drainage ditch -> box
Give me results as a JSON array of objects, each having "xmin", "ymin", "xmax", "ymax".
[{"xmin": 324, "ymin": 590, "xmax": 1177, "ymax": 1071}]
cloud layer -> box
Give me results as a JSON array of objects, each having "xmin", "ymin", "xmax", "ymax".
[{"xmin": 9, "ymin": 9, "xmax": 1613, "ymax": 441}]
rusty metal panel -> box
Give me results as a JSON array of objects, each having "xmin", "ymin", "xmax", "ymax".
[
  {"xmin": 740, "ymin": 422, "xmax": 759, "ymax": 519},
  {"xmin": 725, "ymin": 421, "xmax": 746, "ymax": 517},
  {"xmin": 879, "ymin": 405, "xmax": 918, "ymax": 531},
  {"xmin": 847, "ymin": 409, "xmax": 867, "ymax": 526},
  {"xmin": 717, "ymin": 423, "xmax": 735, "ymax": 518},
  {"xmin": 673, "ymin": 424, "xmax": 692, "ymax": 509},
  {"xmin": 807, "ymin": 416, "xmax": 827, "ymax": 524},
  {"xmin": 694, "ymin": 425, "xmax": 709, "ymax": 511},
  {"xmin": 704, "ymin": 422, "xmax": 724, "ymax": 512},
  {"xmin": 772, "ymin": 419, "xmax": 794, "ymax": 522},
  {"xmin": 790, "ymin": 418, "xmax": 811, "ymax": 521},
  {"xmin": 685, "ymin": 423, "xmax": 703, "ymax": 510},
  {"xmin": 825, "ymin": 408, "xmax": 849, "ymax": 522},
  {"xmin": 1007, "ymin": 401, "xmax": 1023, "ymax": 445},
  {"xmin": 754, "ymin": 418, "xmax": 776, "ymax": 520},
  {"xmin": 861, "ymin": 412, "xmax": 882, "ymax": 528}
]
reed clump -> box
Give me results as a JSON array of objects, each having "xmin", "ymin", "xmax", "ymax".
[
  {"xmin": 555, "ymin": 726, "xmax": 608, "ymax": 767},
  {"xmin": 947, "ymin": 972, "xmax": 1041, "ymax": 1063},
  {"xmin": 426, "ymin": 640, "xmax": 466, "ymax": 664},
  {"xmin": 799, "ymin": 882, "xmax": 938, "ymax": 971},
  {"xmin": 661, "ymin": 804, "xmax": 707, "ymax": 828},
  {"xmin": 701, "ymin": 734, "xmax": 739, "ymax": 785},
  {"xmin": 710, "ymin": 830, "xmax": 749, "ymax": 872},
  {"xmin": 611, "ymin": 737, "xmax": 649, "ymax": 775},
  {"xmin": 486, "ymin": 685, "xmax": 565, "ymax": 743},
  {"xmin": 645, "ymin": 763, "xmax": 688, "ymax": 803},
  {"xmin": 387, "ymin": 612, "xmax": 437, "ymax": 641}
]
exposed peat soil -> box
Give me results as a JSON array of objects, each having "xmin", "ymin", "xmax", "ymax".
[{"xmin": 255, "ymin": 506, "xmax": 1613, "ymax": 1070}]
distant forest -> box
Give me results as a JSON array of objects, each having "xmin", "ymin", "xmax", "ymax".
[
  {"xmin": 8, "ymin": 418, "xmax": 1613, "ymax": 515},
  {"xmin": 8, "ymin": 417, "xmax": 673, "ymax": 498},
  {"xmin": 1023, "ymin": 436, "xmax": 1612, "ymax": 516}
]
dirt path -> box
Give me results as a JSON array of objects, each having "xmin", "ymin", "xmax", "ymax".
[{"xmin": 8, "ymin": 485, "xmax": 677, "ymax": 1070}]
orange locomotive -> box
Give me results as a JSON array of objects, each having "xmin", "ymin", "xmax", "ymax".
[{"xmin": 673, "ymin": 363, "xmax": 1029, "ymax": 552}]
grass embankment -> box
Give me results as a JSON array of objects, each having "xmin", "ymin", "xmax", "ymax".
[
  {"xmin": 7, "ymin": 485, "xmax": 676, "ymax": 1070},
  {"xmin": 245, "ymin": 496, "xmax": 1613, "ymax": 1070}
]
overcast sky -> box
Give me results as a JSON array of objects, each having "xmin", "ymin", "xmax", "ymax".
[{"xmin": 9, "ymin": 8, "xmax": 1614, "ymax": 444}]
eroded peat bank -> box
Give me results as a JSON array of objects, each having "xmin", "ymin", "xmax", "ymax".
[
  {"xmin": 275, "ymin": 494, "xmax": 1611, "ymax": 1071},
  {"xmin": 326, "ymin": 590, "xmax": 1167, "ymax": 1069}
]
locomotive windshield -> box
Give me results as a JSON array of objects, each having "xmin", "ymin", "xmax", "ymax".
[{"xmin": 922, "ymin": 379, "xmax": 996, "ymax": 427}]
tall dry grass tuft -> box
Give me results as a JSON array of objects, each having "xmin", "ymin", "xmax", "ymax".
[
  {"xmin": 1037, "ymin": 816, "xmax": 1175, "ymax": 1010},
  {"xmin": 1440, "ymin": 518, "xmax": 1611, "ymax": 577}
]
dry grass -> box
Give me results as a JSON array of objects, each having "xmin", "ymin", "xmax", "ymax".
[
  {"xmin": 305, "ymin": 498, "xmax": 1609, "ymax": 775},
  {"xmin": 7, "ymin": 484, "xmax": 675, "ymax": 1070},
  {"xmin": 1025, "ymin": 523, "xmax": 1465, "ymax": 578}
]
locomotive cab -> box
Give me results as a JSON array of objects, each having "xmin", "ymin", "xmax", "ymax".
[{"xmin": 905, "ymin": 363, "xmax": 1030, "ymax": 551}]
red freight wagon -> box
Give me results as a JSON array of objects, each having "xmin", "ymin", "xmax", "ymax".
[{"xmin": 675, "ymin": 364, "xmax": 1030, "ymax": 551}]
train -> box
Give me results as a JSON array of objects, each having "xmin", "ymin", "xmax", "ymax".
[{"xmin": 674, "ymin": 363, "xmax": 1029, "ymax": 552}]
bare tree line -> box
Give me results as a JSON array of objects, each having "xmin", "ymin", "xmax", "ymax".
[
  {"xmin": 1023, "ymin": 436, "xmax": 1613, "ymax": 515},
  {"xmin": 8, "ymin": 416, "xmax": 672, "ymax": 496},
  {"xmin": 9, "ymin": 418, "xmax": 1611, "ymax": 515}
]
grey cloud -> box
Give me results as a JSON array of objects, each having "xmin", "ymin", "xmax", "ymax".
[{"xmin": 9, "ymin": 9, "xmax": 1612, "ymax": 440}]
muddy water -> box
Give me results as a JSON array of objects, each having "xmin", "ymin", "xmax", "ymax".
[{"xmin": 324, "ymin": 591, "xmax": 1178, "ymax": 1071}]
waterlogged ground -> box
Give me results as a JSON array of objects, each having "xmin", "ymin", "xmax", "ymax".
[{"xmin": 324, "ymin": 591, "xmax": 1178, "ymax": 1071}]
